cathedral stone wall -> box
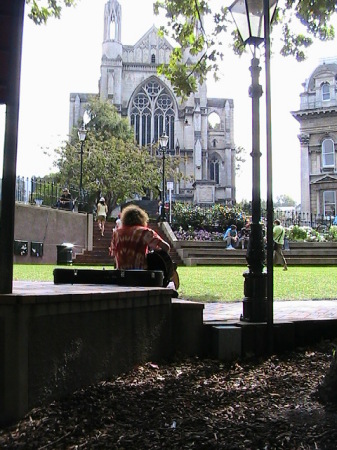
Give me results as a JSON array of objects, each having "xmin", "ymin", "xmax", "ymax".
[{"xmin": 69, "ymin": 0, "xmax": 236, "ymax": 206}]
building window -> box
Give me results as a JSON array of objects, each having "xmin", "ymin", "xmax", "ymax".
[
  {"xmin": 322, "ymin": 138, "xmax": 335, "ymax": 168},
  {"xmin": 210, "ymin": 157, "xmax": 220, "ymax": 184},
  {"xmin": 322, "ymin": 83, "xmax": 330, "ymax": 101},
  {"xmin": 208, "ymin": 112, "xmax": 221, "ymax": 130},
  {"xmin": 151, "ymin": 54, "xmax": 156, "ymax": 64},
  {"xmin": 130, "ymin": 79, "xmax": 175, "ymax": 152},
  {"xmin": 212, "ymin": 139, "xmax": 217, "ymax": 148},
  {"xmin": 323, "ymin": 190, "xmax": 336, "ymax": 217}
]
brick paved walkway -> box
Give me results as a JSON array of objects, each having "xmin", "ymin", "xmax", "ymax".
[
  {"xmin": 10, "ymin": 281, "xmax": 337, "ymax": 324},
  {"xmin": 203, "ymin": 299, "xmax": 337, "ymax": 322}
]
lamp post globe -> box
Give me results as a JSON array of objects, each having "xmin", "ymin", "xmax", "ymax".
[
  {"xmin": 159, "ymin": 131, "xmax": 169, "ymax": 221},
  {"xmin": 77, "ymin": 125, "xmax": 87, "ymax": 212},
  {"xmin": 229, "ymin": 0, "xmax": 277, "ymax": 322}
]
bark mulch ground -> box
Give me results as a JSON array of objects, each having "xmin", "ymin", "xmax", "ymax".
[{"xmin": 1, "ymin": 340, "xmax": 337, "ymax": 449}]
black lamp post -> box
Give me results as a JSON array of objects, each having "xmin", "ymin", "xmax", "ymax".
[
  {"xmin": 159, "ymin": 131, "xmax": 169, "ymax": 221},
  {"xmin": 229, "ymin": 0, "xmax": 277, "ymax": 322},
  {"xmin": 77, "ymin": 125, "xmax": 87, "ymax": 212}
]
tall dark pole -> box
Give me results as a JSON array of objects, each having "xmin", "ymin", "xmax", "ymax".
[
  {"xmin": 161, "ymin": 149, "xmax": 166, "ymax": 221},
  {"xmin": 0, "ymin": 0, "xmax": 25, "ymax": 294},
  {"xmin": 241, "ymin": 54, "xmax": 267, "ymax": 322},
  {"xmin": 79, "ymin": 140, "xmax": 84, "ymax": 207},
  {"xmin": 159, "ymin": 131, "xmax": 168, "ymax": 222},
  {"xmin": 264, "ymin": 0, "xmax": 274, "ymax": 351},
  {"xmin": 229, "ymin": 0, "xmax": 277, "ymax": 323},
  {"xmin": 77, "ymin": 126, "xmax": 86, "ymax": 212}
]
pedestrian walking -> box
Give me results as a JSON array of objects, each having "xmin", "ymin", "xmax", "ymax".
[{"xmin": 273, "ymin": 219, "xmax": 288, "ymax": 271}]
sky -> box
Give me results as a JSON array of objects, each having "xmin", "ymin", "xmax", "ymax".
[{"xmin": 2, "ymin": 0, "xmax": 337, "ymax": 204}]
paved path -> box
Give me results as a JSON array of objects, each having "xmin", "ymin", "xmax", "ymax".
[
  {"xmin": 203, "ymin": 299, "xmax": 337, "ymax": 322},
  {"xmin": 9, "ymin": 281, "xmax": 337, "ymax": 324}
]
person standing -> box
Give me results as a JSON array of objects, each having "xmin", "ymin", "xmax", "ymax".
[
  {"xmin": 109, "ymin": 204, "xmax": 170, "ymax": 270},
  {"xmin": 273, "ymin": 219, "xmax": 288, "ymax": 271},
  {"xmin": 97, "ymin": 197, "xmax": 108, "ymax": 236}
]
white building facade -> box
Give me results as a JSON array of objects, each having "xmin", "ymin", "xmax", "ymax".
[
  {"xmin": 69, "ymin": 0, "xmax": 236, "ymax": 205},
  {"xmin": 292, "ymin": 61, "xmax": 337, "ymax": 218}
]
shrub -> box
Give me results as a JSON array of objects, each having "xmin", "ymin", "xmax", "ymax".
[
  {"xmin": 287, "ymin": 225, "xmax": 308, "ymax": 241},
  {"xmin": 287, "ymin": 225, "xmax": 325, "ymax": 242},
  {"xmin": 171, "ymin": 202, "xmax": 246, "ymax": 233},
  {"xmin": 327, "ymin": 225, "xmax": 337, "ymax": 241}
]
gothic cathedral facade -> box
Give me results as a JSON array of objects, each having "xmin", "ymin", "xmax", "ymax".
[
  {"xmin": 69, "ymin": 0, "xmax": 236, "ymax": 205},
  {"xmin": 293, "ymin": 61, "xmax": 337, "ymax": 218}
]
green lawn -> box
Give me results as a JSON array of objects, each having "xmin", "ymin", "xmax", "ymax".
[{"xmin": 13, "ymin": 264, "xmax": 337, "ymax": 303}]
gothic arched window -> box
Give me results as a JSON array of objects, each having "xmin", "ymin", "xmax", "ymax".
[
  {"xmin": 322, "ymin": 83, "xmax": 330, "ymax": 101},
  {"xmin": 130, "ymin": 79, "xmax": 175, "ymax": 152},
  {"xmin": 151, "ymin": 54, "xmax": 156, "ymax": 64},
  {"xmin": 322, "ymin": 138, "xmax": 335, "ymax": 168},
  {"xmin": 210, "ymin": 157, "xmax": 220, "ymax": 184}
]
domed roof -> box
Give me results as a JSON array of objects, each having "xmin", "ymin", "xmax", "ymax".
[{"xmin": 307, "ymin": 62, "xmax": 337, "ymax": 91}]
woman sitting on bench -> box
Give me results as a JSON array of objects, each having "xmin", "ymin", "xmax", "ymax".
[{"xmin": 109, "ymin": 204, "xmax": 170, "ymax": 270}]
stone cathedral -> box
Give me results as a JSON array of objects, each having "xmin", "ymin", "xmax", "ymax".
[{"xmin": 69, "ymin": 0, "xmax": 236, "ymax": 205}]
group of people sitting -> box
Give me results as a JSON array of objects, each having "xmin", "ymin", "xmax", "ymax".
[
  {"xmin": 223, "ymin": 220, "xmax": 288, "ymax": 270},
  {"xmin": 223, "ymin": 224, "xmax": 250, "ymax": 250}
]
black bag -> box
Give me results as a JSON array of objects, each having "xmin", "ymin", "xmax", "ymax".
[{"xmin": 53, "ymin": 268, "xmax": 164, "ymax": 287}]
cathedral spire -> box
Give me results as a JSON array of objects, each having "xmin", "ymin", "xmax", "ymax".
[{"xmin": 103, "ymin": 0, "xmax": 122, "ymax": 42}]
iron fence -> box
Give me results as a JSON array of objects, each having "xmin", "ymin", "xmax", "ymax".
[
  {"xmin": 13, "ymin": 176, "xmax": 92, "ymax": 212},
  {"xmin": 272, "ymin": 210, "xmax": 336, "ymax": 230}
]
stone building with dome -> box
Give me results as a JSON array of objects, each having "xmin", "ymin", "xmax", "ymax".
[
  {"xmin": 69, "ymin": 0, "xmax": 236, "ymax": 206},
  {"xmin": 292, "ymin": 60, "xmax": 337, "ymax": 217}
]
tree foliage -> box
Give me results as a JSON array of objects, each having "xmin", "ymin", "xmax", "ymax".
[
  {"xmin": 274, "ymin": 194, "xmax": 296, "ymax": 207},
  {"xmin": 26, "ymin": 0, "xmax": 336, "ymax": 97},
  {"xmin": 25, "ymin": 0, "xmax": 77, "ymax": 25},
  {"xmin": 154, "ymin": 0, "xmax": 336, "ymax": 97},
  {"xmin": 54, "ymin": 97, "xmax": 181, "ymax": 211}
]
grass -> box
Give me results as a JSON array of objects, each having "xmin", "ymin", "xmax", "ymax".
[
  {"xmin": 13, "ymin": 264, "xmax": 337, "ymax": 303},
  {"xmin": 177, "ymin": 266, "xmax": 337, "ymax": 302}
]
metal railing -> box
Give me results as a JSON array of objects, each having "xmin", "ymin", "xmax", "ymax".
[
  {"xmin": 13, "ymin": 176, "xmax": 92, "ymax": 211},
  {"xmin": 272, "ymin": 210, "xmax": 336, "ymax": 229}
]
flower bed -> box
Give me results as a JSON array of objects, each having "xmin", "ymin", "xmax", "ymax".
[{"xmin": 173, "ymin": 227, "xmax": 224, "ymax": 241}]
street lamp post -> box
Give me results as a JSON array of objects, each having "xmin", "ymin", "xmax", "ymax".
[
  {"xmin": 159, "ymin": 131, "xmax": 169, "ymax": 221},
  {"xmin": 229, "ymin": 0, "xmax": 277, "ymax": 322},
  {"xmin": 77, "ymin": 125, "xmax": 87, "ymax": 212}
]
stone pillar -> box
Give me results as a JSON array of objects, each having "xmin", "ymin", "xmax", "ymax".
[{"xmin": 298, "ymin": 133, "xmax": 311, "ymax": 214}]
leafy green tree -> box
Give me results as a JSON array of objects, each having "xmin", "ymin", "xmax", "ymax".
[
  {"xmin": 25, "ymin": 0, "xmax": 76, "ymax": 25},
  {"xmin": 54, "ymin": 97, "xmax": 181, "ymax": 211},
  {"xmin": 274, "ymin": 194, "xmax": 296, "ymax": 207},
  {"xmin": 154, "ymin": 0, "xmax": 336, "ymax": 97}
]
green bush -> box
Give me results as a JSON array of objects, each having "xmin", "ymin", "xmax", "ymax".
[
  {"xmin": 287, "ymin": 225, "xmax": 325, "ymax": 242},
  {"xmin": 287, "ymin": 225, "xmax": 309, "ymax": 241},
  {"xmin": 327, "ymin": 225, "xmax": 337, "ymax": 241},
  {"xmin": 171, "ymin": 202, "xmax": 246, "ymax": 232}
]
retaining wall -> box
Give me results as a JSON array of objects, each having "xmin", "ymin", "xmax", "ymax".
[
  {"xmin": 0, "ymin": 286, "xmax": 174, "ymax": 425},
  {"xmin": 14, "ymin": 203, "xmax": 93, "ymax": 264}
]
